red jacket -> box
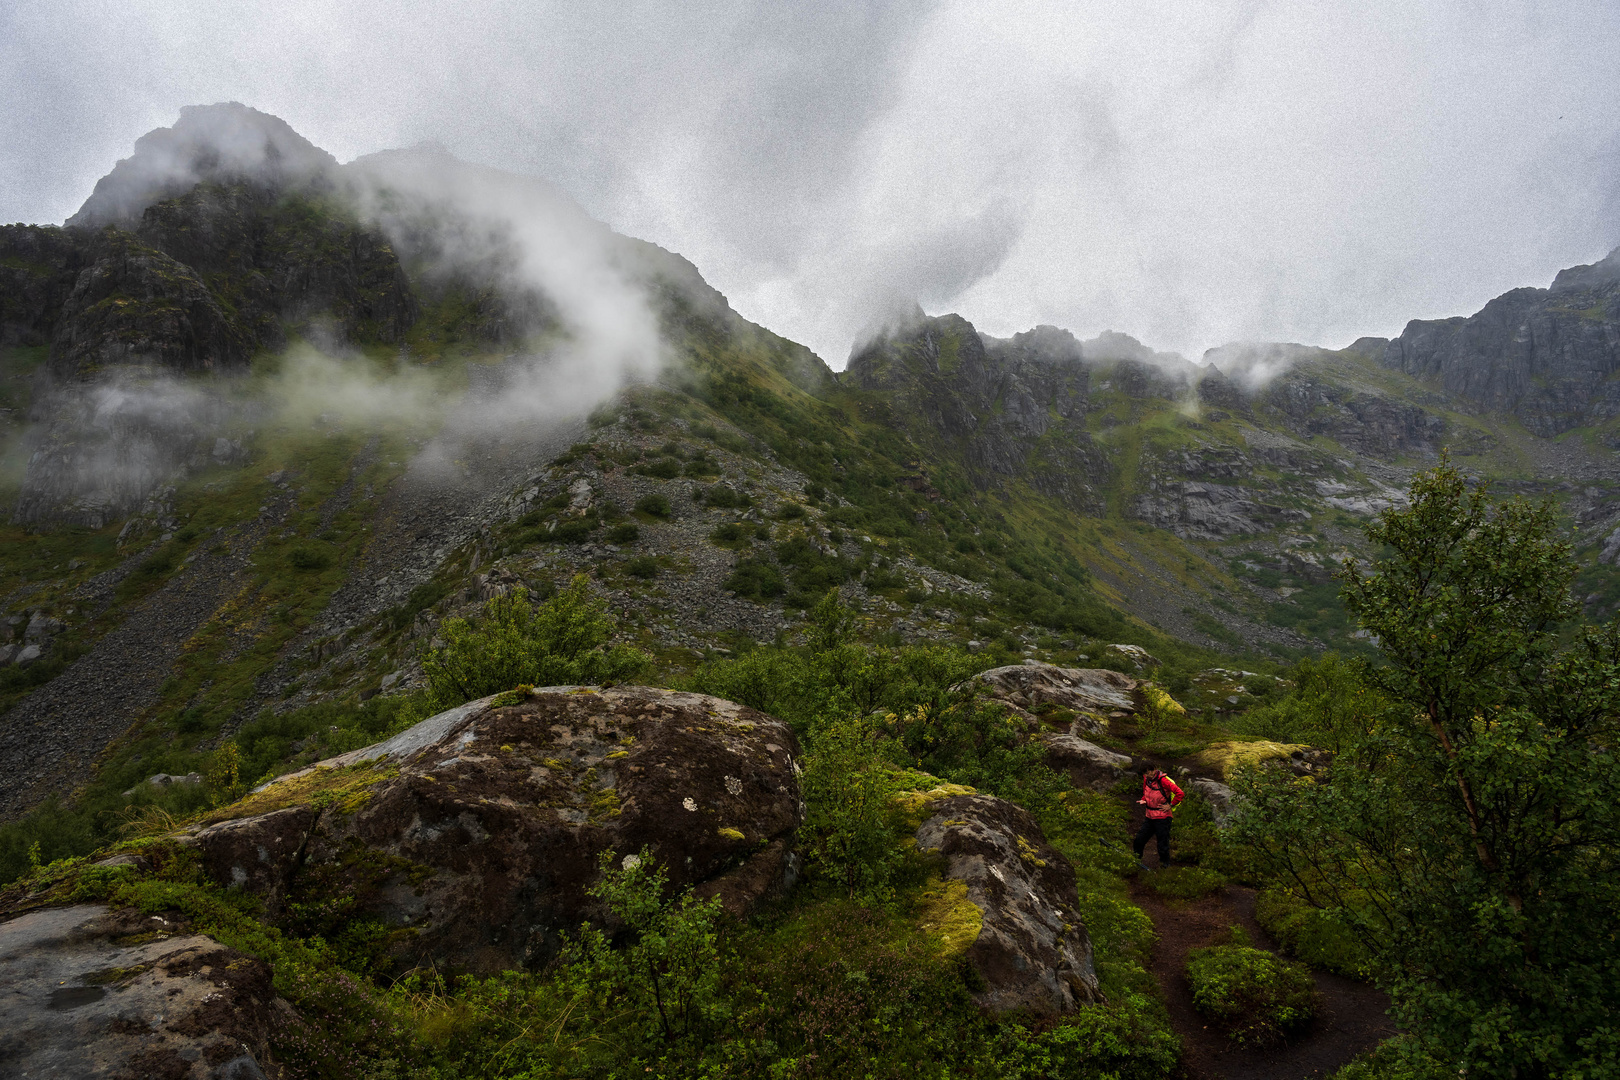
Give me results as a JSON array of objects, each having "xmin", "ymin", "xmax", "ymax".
[{"xmin": 1142, "ymin": 773, "xmax": 1184, "ymax": 820}]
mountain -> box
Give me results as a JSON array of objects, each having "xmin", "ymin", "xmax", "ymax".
[
  {"xmin": 4, "ymin": 104, "xmax": 1620, "ymax": 832},
  {"xmin": 1379, "ymin": 245, "xmax": 1620, "ymax": 436}
]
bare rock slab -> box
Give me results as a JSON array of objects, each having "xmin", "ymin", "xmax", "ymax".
[
  {"xmin": 915, "ymin": 793, "xmax": 1100, "ymax": 1014},
  {"xmin": 971, "ymin": 662, "xmax": 1139, "ymax": 733},
  {"xmin": 0, "ymin": 904, "xmax": 282, "ymax": 1079},
  {"xmin": 183, "ymin": 686, "xmax": 803, "ymax": 974}
]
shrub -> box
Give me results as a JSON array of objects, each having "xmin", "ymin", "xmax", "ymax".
[
  {"xmin": 623, "ymin": 556, "xmax": 658, "ymax": 580},
  {"xmin": 287, "ymin": 542, "xmax": 333, "ymax": 571},
  {"xmin": 559, "ymin": 850, "xmax": 724, "ymax": 1045},
  {"xmin": 606, "ymin": 523, "xmax": 640, "ymax": 544},
  {"xmin": 776, "ymin": 501, "xmax": 806, "ymax": 520},
  {"xmin": 1254, "ymin": 889, "xmax": 1370, "ymax": 977},
  {"xmin": 635, "ymin": 493, "xmax": 672, "ymax": 518},
  {"xmin": 709, "ymin": 522, "xmax": 751, "ymax": 549},
  {"xmin": 420, "ymin": 577, "xmax": 649, "ymax": 706},
  {"xmin": 696, "ymin": 484, "xmax": 749, "ymax": 509},
  {"xmin": 1186, "ymin": 932, "xmax": 1317, "ymax": 1046},
  {"xmin": 724, "ymin": 557, "xmax": 785, "ymax": 601},
  {"xmin": 635, "ymin": 457, "xmax": 683, "ymax": 479},
  {"xmin": 547, "ymin": 517, "xmax": 596, "ymax": 544}
]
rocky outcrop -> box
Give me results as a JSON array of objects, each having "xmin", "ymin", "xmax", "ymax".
[
  {"xmin": 0, "ymin": 903, "xmax": 286, "ymax": 1079},
  {"xmin": 182, "ymin": 686, "xmax": 803, "ymax": 973},
  {"xmin": 915, "ymin": 793, "xmax": 1100, "ymax": 1014},
  {"xmin": 970, "ymin": 662, "xmax": 1140, "ymax": 732},
  {"xmin": 1382, "ymin": 247, "xmax": 1620, "ymax": 436},
  {"xmin": 1132, "ymin": 479, "xmax": 1312, "ymax": 539},
  {"xmin": 68, "ymin": 102, "xmax": 337, "ymax": 230}
]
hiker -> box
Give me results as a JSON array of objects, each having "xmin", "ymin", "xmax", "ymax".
[{"xmin": 1134, "ymin": 767, "xmax": 1184, "ymax": 869}]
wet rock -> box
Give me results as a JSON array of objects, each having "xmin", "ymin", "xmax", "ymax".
[
  {"xmin": 1187, "ymin": 778, "xmax": 1235, "ymax": 826},
  {"xmin": 915, "ymin": 793, "xmax": 1100, "ymax": 1014},
  {"xmin": 0, "ymin": 904, "xmax": 284, "ymax": 1079},
  {"xmin": 1044, "ymin": 734, "xmax": 1133, "ymax": 791},
  {"xmin": 183, "ymin": 686, "xmax": 803, "ymax": 973},
  {"xmin": 970, "ymin": 662, "xmax": 1137, "ymax": 732}
]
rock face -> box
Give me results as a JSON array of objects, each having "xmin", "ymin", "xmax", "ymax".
[
  {"xmin": 182, "ymin": 686, "xmax": 803, "ymax": 973},
  {"xmin": 0, "ymin": 903, "xmax": 284, "ymax": 1079},
  {"xmin": 915, "ymin": 793, "xmax": 1100, "ymax": 1014},
  {"xmin": 1382, "ymin": 247, "xmax": 1620, "ymax": 436},
  {"xmin": 971, "ymin": 662, "xmax": 1138, "ymax": 732},
  {"xmin": 844, "ymin": 316, "xmax": 1113, "ymax": 512}
]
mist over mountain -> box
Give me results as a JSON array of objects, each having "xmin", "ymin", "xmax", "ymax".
[{"xmin": 3, "ymin": 103, "xmax": 1620, "ymax": 1080}]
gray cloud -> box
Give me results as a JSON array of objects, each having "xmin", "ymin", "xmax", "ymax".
[{"xmin": 3, "ymin": 0, "xmax": 1619, "ymax": 366}]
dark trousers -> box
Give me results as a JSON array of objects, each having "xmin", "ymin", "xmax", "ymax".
[{"xmin": 1134, "ymin": 817, "xmax": 1172, "ymax": 865}]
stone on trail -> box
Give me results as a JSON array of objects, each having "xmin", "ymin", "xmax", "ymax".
[
  {"xmin": 181, "ymin": 686, "xmax": 803, "ymax": 973},
  {"xmin": 915, "ymin": 792, "xmax": 1101, "ymax": 1014}
]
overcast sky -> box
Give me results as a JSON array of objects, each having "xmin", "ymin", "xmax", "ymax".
[{"xmin": 4, "ymin": 0, "xmax": 1618, "ymax": 365}]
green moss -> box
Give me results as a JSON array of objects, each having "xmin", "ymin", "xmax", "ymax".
[
  {"xmin": 201, "ymin": 761, "xmax": 398, "ymax": 824},
  {"xmin": 913, "ymin": 874, "xmax": 982, "ymax": 954}
]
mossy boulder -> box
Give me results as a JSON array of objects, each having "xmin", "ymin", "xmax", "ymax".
[
  {"xmin": 181, "ymin": 686, "xmax": 803, "ymax": 974},
  {"xmin": 1193, "ymin": 740, "xmax": 1327, "ymax": 781},
  {"xmin": 914, "ymin": 793, "xmax": 1100, "ymax": 1014}
]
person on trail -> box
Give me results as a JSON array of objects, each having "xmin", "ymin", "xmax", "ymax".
[{"xmin": 1133, "ymin": 767, "xmax": 1184, "ymax": 869}]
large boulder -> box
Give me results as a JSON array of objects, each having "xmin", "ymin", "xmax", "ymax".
[
  {"xmin": 181, "ymin": 686, "xmax": 803, "ymax": 973},
  {"xmin": 915, "ymin": 793, "xmax": 1100, "ymax": 1014},
  {"xmin": 1044, "ymin": 734, "xmax": 1133, "ymax": 791},
  {"xmin": 0, "ymin": 903, "xmax": 285, "ymax": 1079},
  {"xmin": 970, "ymin": 662, "xmax": 1139, "ymax": 734}
]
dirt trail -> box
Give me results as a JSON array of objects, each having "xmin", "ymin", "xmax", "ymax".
[{"xmin": 1129, "ymin": 858, "xmax": 1393, "ymax": 1079}]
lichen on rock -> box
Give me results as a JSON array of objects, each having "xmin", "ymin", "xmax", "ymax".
[{"xmin": 914, "ymin": 792, "xmax": 1101, "ymax": 1014}]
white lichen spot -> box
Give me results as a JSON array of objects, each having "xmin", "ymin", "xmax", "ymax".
[
  {"xmin": 725, "ymin": 775, "xmax": 743, "ymax": 796},
  {"xmin": 682, "ymin": 796, "xmax": 698, "ymax": 812},
  {"xmin": 621, "ymin": 854, "xmax": 642, "ymax": 870}
]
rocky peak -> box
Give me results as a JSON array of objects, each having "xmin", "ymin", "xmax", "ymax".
[
  {"xmin": 1381, "ymin": 250, "xmax": 1620, "ymax": 436},
  {"xmin": 66, "ymin": 102, "xmax": 337, "ymax": 229},
  {"xmin": 1551, "ymin": 245, "xmax": 1620, "ymax": 293}
]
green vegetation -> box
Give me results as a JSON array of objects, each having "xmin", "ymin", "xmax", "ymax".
[
  {"xmin": 422, "ymin": 577, "xmax": 650, "ymax": 706},
  {"xmin": 1186, "ymin": 928, "xmax": 1317, "ymax": 1047},
  {"xmin": 1232, "ymin": 460, "xmax": 1620, "ymax": 1078}
]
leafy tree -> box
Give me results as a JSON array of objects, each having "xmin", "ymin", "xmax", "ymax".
[
  {"xmin": 800, "ymin": 715, "xmax": 903, "ymax": 900},
  {"xmin": 1231, "ymin": 460, "xmax": 1620, "ymax": 1078},
  {"xmin": 561, "ymin": 849, "xmax": 725, "ymax": 1046},
  {"xmin": 421, "ymin": 576, "xmax": 649, "ymax": 707}
]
